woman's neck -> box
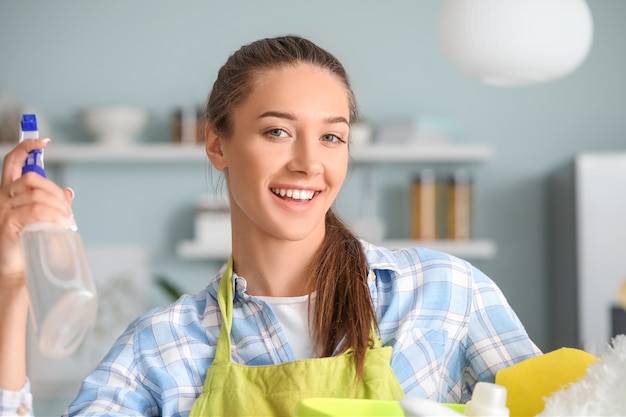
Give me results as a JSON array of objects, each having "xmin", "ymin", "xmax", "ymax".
[{"xmin": 230, "ymin": 227, "xmax": 324, "ymax": 297}]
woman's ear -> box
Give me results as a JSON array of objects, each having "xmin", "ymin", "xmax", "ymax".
[{"xmin": 205, "ymin": 122, "xmax": 227, "ymax": 171}]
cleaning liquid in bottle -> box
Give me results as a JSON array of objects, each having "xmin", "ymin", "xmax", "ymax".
[{"xmin": 18, "ymin": 114, "xmax": 98, "ymax": 358}]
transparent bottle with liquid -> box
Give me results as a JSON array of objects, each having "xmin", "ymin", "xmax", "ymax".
[{"xmin": 18, "ymin": 114, "xmax": 98, "ymax": 358}]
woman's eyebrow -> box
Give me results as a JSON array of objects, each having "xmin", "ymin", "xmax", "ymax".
[
  {"xmin": 258, "ymin": 111, "xmax": 349, "ymax": 125},
  {"xmin": 325, "ymin": 116, "xmax": 350, "ymax": 125},
  {"xmin": 258, "ymin": 110, "xmax": 296, "ymax": 120}
]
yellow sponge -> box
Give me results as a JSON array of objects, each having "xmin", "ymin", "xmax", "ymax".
[{"xmin": 495, "ymin": 348, "xmax": 598, "ymax": 417}]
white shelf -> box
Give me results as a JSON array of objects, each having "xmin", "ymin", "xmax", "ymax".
[
  {"xmin": 177, "ymin": 240, "xmax": 229, "ymax": 259},
  {"xmin": 0, "ymin": 143, "xmax": 207, "ymax": 163},
  {"xmin": 350, "ymin": 143, "xmax": 493, "ymax": 163},
  {"xmin": 382, "ymin": 239, "xmax": 496, "ymax": 259},
  {"xmin": 0, "ymin": 143, "xmax": 492, "ymax": 164},
  {"xmin": 177, "ymin": 238, "xmax": 496, "ymax": 260}
]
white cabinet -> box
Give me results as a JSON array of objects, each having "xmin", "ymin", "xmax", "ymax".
[
  {"xmin": 1, "ymin": 143, "xmax": 496, "ymax": 260},
  {"xmin": 550, "ymin": 152, "xmax": 626, "ymax": 354}
]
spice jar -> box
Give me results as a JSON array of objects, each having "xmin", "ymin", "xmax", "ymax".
[
  {"xmin": 411, "ymin": 168, "xmax": 438, "ymax": 240},
  {"xmin": 447, "ymin": 169, "xmax": 472, "ymax": 240},
  {"xmin": 172, "ymin": 106, "xmax": 204, "ymax": 145}
]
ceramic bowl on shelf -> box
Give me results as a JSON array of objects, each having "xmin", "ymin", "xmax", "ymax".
[{"xmin": 83, "ymin": 106, "xmax": 148, "ymax": 145}]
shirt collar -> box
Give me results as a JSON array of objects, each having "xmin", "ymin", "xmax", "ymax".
[
  {"xmin": 206, "ymin": 240, "xmax": 399, "ymax": 303},
  {"xmin": 361, "ymin": 239, "xmax": 402, "ymax": 274}
]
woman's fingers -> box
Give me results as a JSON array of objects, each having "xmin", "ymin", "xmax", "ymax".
[
  {"xmin": 0, "ymin": 174, "xmax": 74, "ymax": 235},
  {"xmin": 0, "ymin": 141, "xmax": 75, "ymax": 280},
  {"xmin": 64, "ymin": 187, "xmax": 75, "ymax": 204},
  {"xmin": 9, "ymin": 176, "xmax": 73, "ymax": 223},
  {"xmin": 0, "ymin": 139, "xmax": 77, "ymax": 271},
  {"xmin": 1, "ymin": 138, "xmax": 51, "ymax": 187},
  {"xmin": 0, "ymin": 175, "xmax": 75, "ymax": 275}
]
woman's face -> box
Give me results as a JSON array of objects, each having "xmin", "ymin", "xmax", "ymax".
[{"xmin": 214, "ymin": 63, "xmax": 351, "ymax": 245}]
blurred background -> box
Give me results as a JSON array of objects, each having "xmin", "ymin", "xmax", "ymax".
[{"xmin": 2, "ymin": 0, "xmax": 626, "ymax": 412}]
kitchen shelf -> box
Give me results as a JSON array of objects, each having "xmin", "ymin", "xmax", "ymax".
[
  {"xmin": 349, "ymin": 143, "xmax": 493, "ymax": 163},
  {"xmin": 0, "ymin": 142, "xmax": 493, "ymax": 164},
  {"xmin": 0, "ymin": 143, "xmax": 207, "ymax": 163},
  {"xmin": 177, "ymin": 238, "xmax": 496, "ymax": 260},
  {"xmin": 382, "ymin": 239, "xmax": 496, "ymax": 259}
]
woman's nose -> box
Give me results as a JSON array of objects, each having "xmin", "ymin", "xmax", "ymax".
[{"xmin": 286, "ymin": 137, "xmax": 323, "ymax": 176}]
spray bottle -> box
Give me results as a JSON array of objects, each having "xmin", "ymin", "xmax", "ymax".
[{"xmin": 18, "ymin": 114, "xmax": 98, "ymax": 358}]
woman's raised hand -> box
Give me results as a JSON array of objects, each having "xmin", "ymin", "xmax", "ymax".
[{"xmin": 0, "ymin": 139, "xmax": 75, "ymax": 283}]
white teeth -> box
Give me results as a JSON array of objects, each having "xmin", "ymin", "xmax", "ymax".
[{"xmin": 271, "ymin": 188, "xmax": 315, "ymax": 201}]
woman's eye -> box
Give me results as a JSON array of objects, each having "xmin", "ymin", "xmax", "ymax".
[
  {"xmin": 322, "ymin": 134, "xmax": 345, "ymax": 143},
  {"xmin": 266, "ymin": 128, "xmax": 288, "ymax": 138}
]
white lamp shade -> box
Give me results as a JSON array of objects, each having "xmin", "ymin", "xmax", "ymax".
[{"xmin": 439, "ymin": 0, "xmax": 594, "ymax": 86}]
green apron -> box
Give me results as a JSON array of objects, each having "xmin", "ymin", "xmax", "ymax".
[{"xmin": 190, "ymin": 257, "xmax": 404, "ymax": 416}]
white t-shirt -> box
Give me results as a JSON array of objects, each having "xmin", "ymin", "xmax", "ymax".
[{"xmin": 255, "ymin": 293, "xmax": 317, "ymax": 359}]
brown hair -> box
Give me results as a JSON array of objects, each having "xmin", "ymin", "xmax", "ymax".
[{"xmin": 205, "ymin": 35, "xmax": 375, "ymax": 381}]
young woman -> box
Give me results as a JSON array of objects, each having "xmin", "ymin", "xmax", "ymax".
[{"xmin": 0, "ymin": 35, "xmax": 541, "ymax": 416}]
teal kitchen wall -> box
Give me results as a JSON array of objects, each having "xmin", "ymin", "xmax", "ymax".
[{"xmin": 2, "ymin": 0, "xmax": 626, "ymax": 353}]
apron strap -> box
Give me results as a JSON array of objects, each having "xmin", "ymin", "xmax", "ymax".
[{"xmin": 213, "ymin": 256, "xmax": 234, "ymax": 364}]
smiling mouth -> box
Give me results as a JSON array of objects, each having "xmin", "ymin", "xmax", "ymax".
[{"xmin": 270, "ymin": 188, "xmax": 317, "ymax": 201}]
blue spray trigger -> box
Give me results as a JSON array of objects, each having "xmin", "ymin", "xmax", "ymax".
[
  {"xmin": 22, "ymin": 149, "xmax": 46, "ymax": 177},
  {"xmin": 20, "ymin": 114, "xmax": 46, "ymax": 177}
]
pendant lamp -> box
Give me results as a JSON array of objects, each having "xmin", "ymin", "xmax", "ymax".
[{"xmin": 438, "ymin": 0, "xmax": 594, "ymax": 86}]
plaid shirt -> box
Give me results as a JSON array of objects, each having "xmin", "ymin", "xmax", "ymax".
[{"xmin": 1, "ymin": 242, "xmax": 541, "ymax": 416}]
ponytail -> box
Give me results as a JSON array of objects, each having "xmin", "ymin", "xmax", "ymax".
[{"xmin": 308, "ymin": 209, "xmax": 376, "ymax": 382}]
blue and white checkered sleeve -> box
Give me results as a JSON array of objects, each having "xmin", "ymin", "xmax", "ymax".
[
  {"xmin": 63, "ymin": 315, "xmax": 160, "ymax": 416},
  {"xmin": 0, "ymin": 379, "xmax": 32, "ymax": 416},
  {"xmin": 465, "ymin": 266, "xmax": 542, "ymax": 384}
]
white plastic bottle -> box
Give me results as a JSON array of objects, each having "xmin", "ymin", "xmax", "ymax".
[
  {"xmin": 464, "ymin": 382, "xmax": 509, "ymax": 417},
  {"xmin": 18, "ymin": 114, "xmax": 98, "ymax": 358}
]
